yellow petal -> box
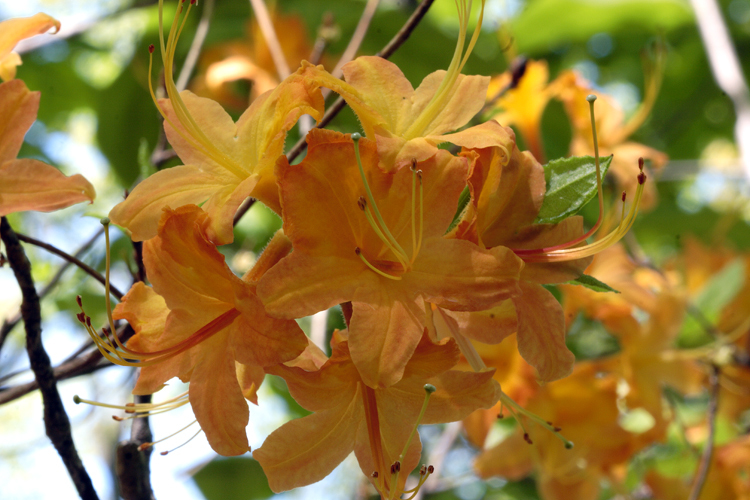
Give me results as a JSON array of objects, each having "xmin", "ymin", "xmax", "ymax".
[
  {"xmin": 0, "ymin": 79, "xmax": 38, "ymax": 164},
  {"xmin": 0, "ymin": 13, "xmax": 60, "ymax": 81}
]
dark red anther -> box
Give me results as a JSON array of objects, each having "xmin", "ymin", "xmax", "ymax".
[
  {"xmin": 410, "ymin": 158, "xmax": 417, "ymax": 171},
  {"xmin": 638, "ymin": 157, "xmax": 644, "ymax": 171},
  {"xmin": 554, "ymin": 426, "xmax": 562, "ymax": 432},
  {"xmin": 523, "ymin": 432, "xmax": 533, "ymax": 444},
  {"xmin": 419, "ymin": 465, "xmax": 427, "ymax": 475},
  {"xmin": 371, "ymin": 471, "xmax": 379, "ymax": 479},
  {"xmin": 497, "ymin": 413, "xmax": 504, "ymax": 419},
  {"xmin": 191, "ymin": 0, "xmax": 196, "ymax": 4},
  {"xmin": 621, "ymin": 191, "xmax": 627, "ymax": 203},
  {"xmin": 354, "ymin": 247, "xmax": 362, "ymax": 255},
  {"xmin": 76, "ymin": 295, "xmax": 83, "ymax": 307},
  {"xmin": 76, "ymin": 312, "xmax": 85, "ymax": 323},
  {"xmin": 85, "ymin": 317, "xmax": 92, "ymax": 327},
  {"xmin": 160, "ymin": 451, "xmax": 169, "ymax": 456},
  {"xmin": 638, "ymin": 171, "xmax": 647, "ymax": 185},
  {"xmin": 427, "ymin": 465, "xmax": 434, "ymax": 474},
  {"xmin": 546, "ymin": 421, "xmax": 553, "ymax": 426},
  {"xmin": 148, "ymin": 44, "xmax": 155, "ymax": 54},
  {"xmin": 357, "ymin": 196, "xmax": 366, "ymax": 211}
]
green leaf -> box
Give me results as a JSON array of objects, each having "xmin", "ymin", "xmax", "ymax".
[
  {"xmin": 193, "ymin": 457, "xmax": 274, "ymax": 500},
  {"xmin": 535, "ymin": 154, "xmax": 612, "ymax": 225},
  {"xmin": 565, "ymin": 274, "xmax": 620, "ymax": 293}
]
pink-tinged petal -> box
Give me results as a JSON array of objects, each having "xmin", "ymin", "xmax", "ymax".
[
  {"xmin": 229, "ymin": 283, "xmax": 307, "ymax": 368},
  {"xmin": 190, "ymin": 333, "xmax": 250, "ymax": 456},
  {"xmin": 0, "ymin": 159, "xmax": 95, "ymax": 216},
  {"xmin": 510, "ymin": 216, "xmax": 592, "ymax": 284},
  {"xmin": 254, "ymin": 388, "xmax": 362, "ymax": 492},
  {"xmin": 443, "ymin": 300, "xmax": 517, "ymax": 344},
  {"xmin": 236, "ymin": 362, "xmax": 265, "ymax": 405},
  {"xmin": 409, "ymin": 70, "xmax": 489, "ymax": 137},
  {"xmin": 0, "ymin": 13, "xmax": 60, "ymax": 81},
  {"xmin": 0, "ymin": 79, "xmax": 38, "ymax": 163},
  {"xmin": 109, "ymin": 164, "xmax": 244, "ymax": 243},
  {"xmin": 513, "ymin": 282, "xmax": 574, "ymax": 382},
  {"xmin": 349, "ymin": 287, "xmax": 425, "ymax": 389},
  {"xmin": 408, "ymin": 238, "xmax": 523, "ymax": 312}
]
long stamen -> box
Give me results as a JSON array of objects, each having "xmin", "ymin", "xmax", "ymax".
[
  {"xmin": 389, "ymin": 384, "xmax": 436, "ymax": 498},
  {"xmin": 150, "ymin": 0, "xmax": 246, "ymax": 178},
  {"xmin": 355, "ymin": 248, "xmax": 402, "ymax": 281},
  {"xmin": 352, "ymin": 133, "xmax": 410, "ymax": 265},
  {"xmin": 358, "ymin": 198, "xmax": 409, "ymax": 271}
]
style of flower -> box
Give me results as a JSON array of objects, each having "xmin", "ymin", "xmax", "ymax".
[
  {"xmin": 257, "ymin": 129, "xmax": 523, "ymax": 389},
  {"xmin": 254, "ymin": 331, "xmax": 499, "ymax": 497},
  {"xmin": 108, "ymin": 0, "xmax": 325, "ymax": 244},
  {"xmin": 0, "ymin": 79, "xmax": 95, "ymax": 216},
  {"xmin": 89, "ymin": 205, "xmax": 308, "ymax": 455},
  {"xmin": 0, "ymin": 13, "xmax": 60, "ymax": 82}
]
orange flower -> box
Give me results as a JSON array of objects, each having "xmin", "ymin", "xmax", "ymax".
[
  {"xmin": 0, "ymin": 13, "xmax": 60, "ymax": 81},
  {"xmin": 254, "ymin": 331, "xmax": 499, "ymax": 497},
  {"xmin": 257, "ymin": 129, "xmax": 522, "ymax": 388},
  {"xmin": 94, "ymin": 205, "xmax": 307, "ymax": 455},
  {"xmin": 109, "ymin": 0, "xmax": 325, "ymax": 244},
  {"xmin": 299, "ymin": 0, "xmax": 494, "ymax": 170},
  {"xmin": 0, "ymin": 79, "xmax": 95, "ymax": 216}
]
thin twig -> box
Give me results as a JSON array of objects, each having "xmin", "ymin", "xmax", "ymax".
[
  {"xmin": 688, "ymin": 363, "xmax": 720, "ymax": 500},
  {"xmin": 284, "ymin": 0, "xmax": 437, "ymax": 165},
  {"xmin": 14, "ymin": 232, "xmax": 123, "ymax": 300},
  {"xmin": 0, "ymin": 217, "xmax": 100, "ymax": 500},
  {"xmin": 413, "ymin": 421, "xmax": 462, "ymax": 500},
  {"xmin": 0, "ymin": 324, "xmax": 136, "ymax": 406},
  {"xmin": 0, "ymin": 227, "xmax": 104, "ymax": 353},
  {"xmin": 308, "ymin": 12, "xmax": 336, "ymax": 66},
  {"xmin": 176, "ymin": 0, "xmax": 215, "ymax": 91},
  {"xmin": 232, "ymin": 198, "xmax": 257, "ymax": 227},
  {"xmin": 329, "ymin": 0, "xmax": 380, "ymax": 80},
  {"xmin": 249, "ymin": 0, "xmax": 290, "ymax": 79}
]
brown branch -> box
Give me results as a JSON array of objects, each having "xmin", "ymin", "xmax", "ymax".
[
  {"xmin": 0, "ymin": 324, "xmax": 136, "ymax": 406},
  {"xmin": 0, "ymin": 227, "xmax": 104, "ymax": 353},
  {"xmin": 309, "ymin": 12, "xmax": 337, "ymax": 66},
  {"xmin": 249, "ymin": 0, "xmax": 290, "ymax": 79},
  {"xmin": 14, "ymin": 232, "xmax": 123, "ymax": 300},
  {"xmin": 284, "ymin": 0, "xmax": 437, "ymax": 165},
  {"xmin": 688, "ymin": 364, "xmax": 720, "ymax": 500},
  {"xmin": 329, "ymin": 0, "xmax": 380, "ymax": 81},
  {"xmin": 176, "ymin": 0, "xmax": 215, "ymax": 91},
  {"xmin": 0, "ymin": 217, "xmax": 99, "ymax": 500}
]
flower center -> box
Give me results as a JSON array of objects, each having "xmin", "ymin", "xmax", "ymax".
[{"xmin": 351, "ymin": 133, "xmax": 424, "ymax": 281}]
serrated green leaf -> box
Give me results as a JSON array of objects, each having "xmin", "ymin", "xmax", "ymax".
[
  {"xmin": 535, "ymin": 154, "xmax": 612, "ymax": 225},
  {"xmin": 565, "ymin": 274, "xmax": 620, "ymax": 293}
]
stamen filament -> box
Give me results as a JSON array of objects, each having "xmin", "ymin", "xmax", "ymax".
[
  {"xmin": 140, "ymin": 419, "xmax": 199, "ymax": 451},
  {"xmin": 363, "ymin": 207, "xmax": 409, "ymax": 271},
  {"xmin": 499, "ymin": 391, "xmax": 573, "ymax": 449},
  {"xmin": 352, "ymin": 133, "xmax": 410, "ymax": 265},
  {"xmin": 355, "ymin": 248, "xmax": 402, "ymax": 281}
]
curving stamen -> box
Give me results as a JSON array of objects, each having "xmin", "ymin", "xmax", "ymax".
[
  {"xmin": 355, "ymin": 248, "xmax": 402, "ymax": 281},
  {"xmin": 148, "ymin": 0, "xmax": 246, "ymax": 179},
  {"xmin": 74, "ymin": 391, "xmax": 190, "ymax": 420}
]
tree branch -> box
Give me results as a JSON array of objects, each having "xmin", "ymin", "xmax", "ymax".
[
  {"xmin": 14, "ymin": 232, "xmax": 123, "ymax": 300},
  {"xmin": 688, "ymin": 363, "xmax": 720, "ymax": 500},
  {"xmin": 0, "ymin": 217, "xmax": 99, "ymax": 500}
]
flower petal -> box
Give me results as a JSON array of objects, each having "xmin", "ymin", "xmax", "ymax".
[
  {"xmin": 0, "ymin": 159, "xmax": 95, "ymax": 216},
  {"xmin": 0, "ymin": 79, "xmax": 38, "ymax": 163},
  {"xmin": 512, "ymin": 282, "xmax": 574, "ymax": 382},
  {"xmin": 254, "ymin": 388, "xmax": 362, "ymax": 492},
  {"xmin": 0, "ymin": 13, "xmax": 60, "ymax": 81}
]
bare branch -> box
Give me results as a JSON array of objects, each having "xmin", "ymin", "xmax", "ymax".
[
  {"xmin": 688, "ymin": 364, "xmax": 720, "ymax": 500},
  {"xmin": 14, "ymin": 232, "xmax": 124, "ymax": 300},
  {"xmin": 249, "ymin": 0, "xmax": 290, "ymax": 79},
  {"xmin": 176, "ymin": 0, "xmax": 215, "ymax": 91},
  {"xmin": 329, "ymin": 0, "xmax": 380, "ymax": 81},
  {"xmin": 0, "ymin": 217, "xmax": 99, "ymax": 500}
]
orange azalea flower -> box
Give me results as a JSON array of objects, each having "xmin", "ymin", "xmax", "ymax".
[
  {"xmin": 0, "ymin": 79, "xmax": 95, "ymax": 216},
  {"xmin": 257, "ymin": 129, "xmax": 522, "ymax": 388},
  {"xmin": 553, "ymin": 70, "xmax": 667, "ymax": 210},
  {"xmin": 88, "ymin": 205, "xmax": 307, "ymax": 455},
  {"xmin": 254, "ymin": 331, "xmax": 499, "ymax": 497},
  {"xmin": 441, "ymin": 123, "xmax": 594, "ymax": 382},
  {"xmin": 191, "ymin": 12, "xmax": 321, "ymax": 110},
  {"xmin": 475, "ymin": 362, "xmax": 662, "ymax": 500},
  {"xmin": 109, "ymin": 0, "xmax": 325, "ymax": 244},
  {"xmin": 0, "ymin": 13, "xmax": 60, "ymax": 81},
  {"xmin": 299, "ymin": 0, "xmax": 495, "ymax": 170}
]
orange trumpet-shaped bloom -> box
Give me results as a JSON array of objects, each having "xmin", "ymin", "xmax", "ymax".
[
  {"xmin": 0, "ymin": 79, "xmax": 95, "ymax": 216},
  {"xmin": 110, "ymin": 205, "xmax": 307, "ymax": 455},
  {"xmin": 109, "ymin": 0, "xmax": 325, "ymax": 245},
  {"xmin": 254, "ymin": 331, "xmax": 499, "ymax": 497},
  {"xmin": 0, "ymin": 13, "xmax": 60, "ymax": 82},
  {"xmin": 441, "ymin": 123, "xmax": 587, "ymax": 381},
  {"xmin": 298, "ymin": 0, "xmax": 489, "ymax": 170},
  {"xmin": 257, "ymin": 129, "xmax": 523, "ymax": 389}
]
